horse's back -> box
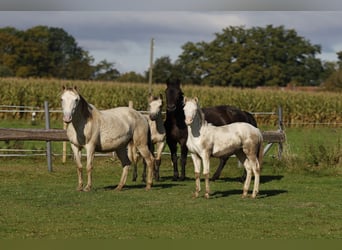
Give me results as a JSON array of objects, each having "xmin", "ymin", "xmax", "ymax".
[
  {"xmin": 209, "ymin": 122, "xmax": 261, "ymax": 157},
  {"xmin": 101, "ymin": 107, "xmax": 145, "ymax": 127},
  {"xmin": 202, "ymin": 105, "xmax": 257, "ymax": 127}
]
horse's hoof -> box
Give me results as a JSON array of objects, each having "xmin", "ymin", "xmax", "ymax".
[
  {"xmin": 251, "ymin": 193, "xmax": 258, "ymax": 199},
  {"xmin": 115, "ymin": 185, "xmax": 123, "ymax": 191},
  {"xmin": 204, "ymin": 193, "xmax": 210, "ymax": 199},
  {"xmin": 211, "ymin": 175, "xmax": 219, "ymax": 181},
  {"xmin": 145, "ymin": 182, "xmax": 152, "ymax": 190},
  {"xmin": 83, "ymin": 186, "xmax": 91, "ymax": 192},
  {"xmin": 193, "ymin": 192, "xmax": 199, "ymax": 198},
  {"xmin": 242, "ymin": 194, "xmax": 248, "ymax": 198}
]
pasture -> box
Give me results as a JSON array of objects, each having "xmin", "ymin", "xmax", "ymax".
[
  {"xmin": 0, "ymin": 79, "xmax": 341, "ymax": 239},
  {"xmin": 0, "ymin": 127, "xmax": 341, "ymax": 239}
]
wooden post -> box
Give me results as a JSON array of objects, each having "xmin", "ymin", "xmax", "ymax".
[
  {"xmin": 128, "ymin": 100, "xmax": 133, "ymax": 109},
  {"xmin": 62, "ymin": 122, "xmax": 67, "ymax": 163},
  {"xmin": 44, "ymin": 101, "xmax": 52, "ymax": 172},
  {"xmin": 148, "ymin": 38, "xmax": 154, "ymax": 96},
  {"xmin": 277, "ymin": 106, "xmax": 284, "ymax": 159}
]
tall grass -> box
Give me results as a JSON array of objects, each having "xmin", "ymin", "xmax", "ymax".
[{"xmin": 0, "ymin": 77, "xmax": 341, "ymax": 127}]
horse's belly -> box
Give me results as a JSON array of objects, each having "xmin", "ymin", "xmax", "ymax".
[
  {"xmin": 96, "ymin": 133, "xmax": 131, "ymax": 152},
  {"xmin": 211, "ymin": 138, "xmax": 239, "ymax": 157}
]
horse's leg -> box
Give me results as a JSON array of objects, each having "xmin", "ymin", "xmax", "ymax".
[
  {"xmin": 71, "ymin": 144, "xmax": 83, "ymax": 191},
  {"xmin": 202, "ymin": 153, "xmax": 211, "ymax": 199},
  {"xmin": 137, "ymin": 144, "xmax": 155, "ymax": 191},
  {"xmin": 154, "ymin": 141, "xmax": 165, "ymax": 181},
  {"xmin": 84, "ymin": 144, "xmax": 95, "ymax": 192},
  {"xmin": 211, "ymin": 156, "xmax": 229, "ymax": 181},
  {"xmin": 191, "ymin": 153, "xmax": 202, "ymax": 198},
  {"xmin": 236, "ymin": 151, "xmax": 251, "ymax": 198},
  {"xmin": 127, "ymin": 142, "xmax": 138, "ymax": 182},
  {"xmin": 167, "ymin": 140, "xmax": 179, "ymax": 181},
  {"xmin": 179, "ymin": 142, "xmax": 188, "ymax": 181},
  {"xmin": 251, "ymin": 156, "xmax": 261, "ymax": 198},
  {"xmin": 115, "ymin": 147, "xmax": 131, "ymax": 191}
]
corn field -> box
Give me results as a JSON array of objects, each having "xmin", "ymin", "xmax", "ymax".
[{"xmin": 0, "ymin": 77, "xmax": 341, "ymax": 127}]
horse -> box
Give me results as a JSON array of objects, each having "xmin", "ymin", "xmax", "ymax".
[
  {"xmin": 164, "ymin": 79, "xmax": 257, "ymax": 181},
  {"xmin": 130, "ymin": 94, "xmax": 166, "ymax": 182},
  {"xmin": 61, "ymin": 86, "xmax": 154, "ymax": 192},
  {"xmin": 183, "ymin": 97, "xmax": 263, "ymax": 199}
]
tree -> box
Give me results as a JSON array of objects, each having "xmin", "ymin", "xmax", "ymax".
[
  {"xmin": 177, "ymin": 25, "xmax": 323, "ymax": 87},
  {"xmin": 93, "ymin": 60, "xmax": 120, "ymax": 81},
  {"xmin": 0, "ymin": 26, "xmax": 97, "ymax": 79},
  {"xmin": 117, "ymin": 71, "xmax": 146, "ymax": 83}
]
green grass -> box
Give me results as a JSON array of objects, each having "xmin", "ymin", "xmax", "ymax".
[
  {"xmin": 0, "ymin": 150, "xmax": 341, "ymax": 239},
  {"xmin": 0, "ymin": 117, "xmax": 342, "ymax": 239}
]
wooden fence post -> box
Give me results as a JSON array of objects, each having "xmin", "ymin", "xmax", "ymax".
[
  {"xmin": 44, "ymin": 101, "xmax": 52, "ymax": 172},
  {"xmin": 128, "ymin": 101, "xmax": 133, "ymax": 109},
  {"xmin": 62, "ymin": 122, "xmax": 67, "ymax": 163}
]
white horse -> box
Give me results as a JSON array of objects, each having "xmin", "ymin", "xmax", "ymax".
[
  {"xmin": 130, "ymin": 94, "xmax": 166, "ymax": 181},
  {"xmin": 61, "ymin": 86, "xmax": 154, "ymax": 191},
  {"xmin": 183, "ymin": 97, "xmax": 263, "ymax": 199}
]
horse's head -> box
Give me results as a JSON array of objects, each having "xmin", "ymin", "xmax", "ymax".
[
  {"xmin": 165, "ymin": 79, "xmax": 183, "ymax": 112},
  {"xmin": 148, "ymin": 94, "xmax": 163, "ymax": 121},
  {"xmin": 61, "ymin": 86, "xmax": 80, "ymax": 123},
  {"xmin": 183, "ymin": 97, "xmax": 199, "ymax": 125}
]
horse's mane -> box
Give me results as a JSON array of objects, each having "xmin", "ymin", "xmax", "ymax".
[{"xmin": 194, "ymin": 100, "xmax": 206, "ymax": 126}]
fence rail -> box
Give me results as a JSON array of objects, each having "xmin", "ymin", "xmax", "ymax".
[{"xmin": 0, "ymin": 102, "xmax": 286, "ymax": 171}]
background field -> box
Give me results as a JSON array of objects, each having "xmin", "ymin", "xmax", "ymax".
[{"xmin": 0, "ymin": 78, "xmax": 341, "ymax": 239}]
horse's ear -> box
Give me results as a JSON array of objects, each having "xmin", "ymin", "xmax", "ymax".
[
  {"xmin": 184, "ymin": 96, "xmax": 188, "ymax": 103},
  {"xmin": 62, "ymin": 85, "xmax": 66, "ymax": 91},
  {"xmin": 194, "ymin": 97, "xmax": 199, "ymax": 103},
  {"xmin": 148, "ymin": 94, "xmax": 153, "ymax": 102}
]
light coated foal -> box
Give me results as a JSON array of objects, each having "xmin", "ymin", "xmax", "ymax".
[{"xmin": 183, "ymin": 97, "xmax": 263, "ymax": 199}]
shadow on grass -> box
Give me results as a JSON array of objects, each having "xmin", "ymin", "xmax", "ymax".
[
  {"xmin": 100, "ymin": 182, "xmax": 183, "ymax": 191},
  {"xmin": 212, "ymin": 175, "xmax": 284, "ymax": 184},
  {"xmin": 211, "ymin": 189, "xmax": 288, "ymax": 199}
]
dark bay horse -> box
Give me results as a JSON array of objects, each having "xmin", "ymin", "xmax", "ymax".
[{"xmin": 164, "ymin": 79, "xmax": 257, "ymax": 181}]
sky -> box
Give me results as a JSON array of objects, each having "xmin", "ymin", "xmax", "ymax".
[{"xmin": 1, "ymin": 1, "xmax": 342, "ymax": 74}]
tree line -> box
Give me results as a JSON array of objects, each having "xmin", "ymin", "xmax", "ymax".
[{"xmin": 0, "ymin": 25, "xmax": 341, "ymax": 89}]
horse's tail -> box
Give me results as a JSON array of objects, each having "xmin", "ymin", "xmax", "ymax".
[
  {"xmin": 257, "ymin": 133, "xmax": 264, "ymax": 172},
  {"xmin": 245, "ymin": 111, "xmax": 258, "ymax": 128},
  {"xmin": 147, "ymin": 126, "xmax": 155, "ymax": 157}
]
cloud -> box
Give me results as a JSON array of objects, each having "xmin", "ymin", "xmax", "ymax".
[{"xmin": 1, "ymin": 11, "xmax": 342, "ymax": 73}]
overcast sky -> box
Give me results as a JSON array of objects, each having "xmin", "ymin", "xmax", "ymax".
[{"xmin": 1, "ymin": 10, "xmax": 342, "ymax": 74}]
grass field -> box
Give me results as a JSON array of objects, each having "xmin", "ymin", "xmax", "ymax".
[
  {"xmin": 0, "ymin": 79, "xmax": 341, "ymax": 239},
  {"xmin": 0, "ymin": 156, "xmax": 341, "ymax": 239},
  {"xmin": 0, "ymin": 126, "xmax": 341, "ymax": 239}
]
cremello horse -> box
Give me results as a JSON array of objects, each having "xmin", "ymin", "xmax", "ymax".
[
  {"xmin": 183, "ymin": 97, "xmax": 263, "ymax": 199},
  {"xmin": 130, "ymin": 94, "xmax": 166, "ymax": 181},
  {"xmin": 61, "ymin": 86, "xmax": 154, "ymax": 191}
]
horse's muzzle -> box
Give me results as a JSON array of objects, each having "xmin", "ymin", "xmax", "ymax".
[
  {"xmin": 167, "ymin": 105, "xmax": 176, "ymax": 112},
  {"xmin": 185, "ymin": 118, "xmax": 193, "ymax": 125},
  {"xmin": 63, "ymin": 114, "xmax": 72, "ymax": 123},
  {"xmin": 149, "ymin": 113, "xmax": 157, "ymax": 121}
]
